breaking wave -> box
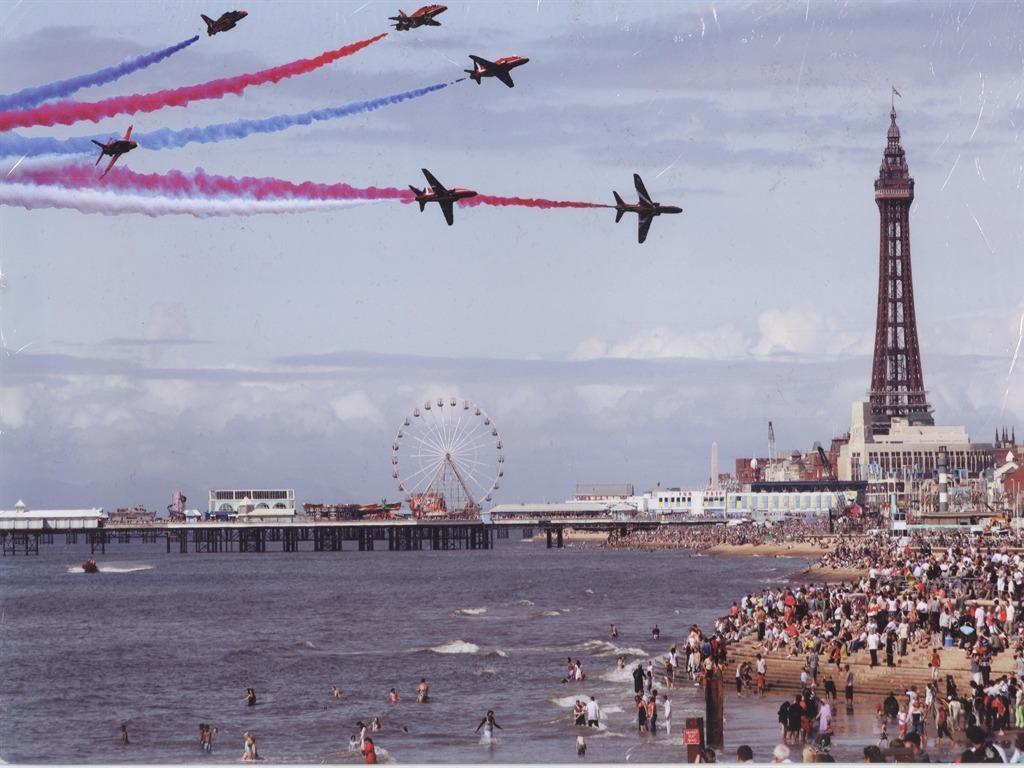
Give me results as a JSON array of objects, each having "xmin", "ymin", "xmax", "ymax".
[
  {"xmin": 455, "ymin": 607, "xmax": 488, "ymax": 616},
  {"xmin": 429, "ymin": 640, "xmax": 480, "ymax": 655}
]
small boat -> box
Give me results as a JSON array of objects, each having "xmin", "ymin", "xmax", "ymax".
[{"xmin": 81, "ymin": 559, "xmax": 99, "ymax": 573}]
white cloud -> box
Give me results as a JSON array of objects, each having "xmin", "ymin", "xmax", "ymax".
[
  {"xmin": 752, "ymin": 307, "xmax": 873, "ymax": 358},
  {"xmin": 330, "ymin": 391, "xmax": 384, "ymax": 428},
  {"xmin": 571, "ymin": 324, "xmax": 750, "ymax": 361}
]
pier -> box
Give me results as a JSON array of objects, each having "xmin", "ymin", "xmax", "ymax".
[{"xmin": 0, "ymin": 516, "xmax": 724, "ymax": 556}]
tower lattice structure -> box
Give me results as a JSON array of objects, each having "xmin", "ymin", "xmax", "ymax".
[{"xmin": 869, "ymin": 106, "xmax": 933, "ymax": 434}]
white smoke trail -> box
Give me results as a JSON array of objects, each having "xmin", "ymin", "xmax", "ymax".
[
  {"xmin": 1001, "ymin": 306, "xmax": 1024, "ymax": 416},
  {"xmin": 0, "ymin": 182, "xmax": 379, "ymax": 218}
]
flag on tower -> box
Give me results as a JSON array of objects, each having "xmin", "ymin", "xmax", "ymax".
[{"xmin": 892, "ymin": 85, "xmax": 902, "ymax": 98}]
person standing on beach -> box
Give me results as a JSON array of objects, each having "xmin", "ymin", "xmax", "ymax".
[
  {"xmin": 586, "ymin": 696, "xmax": 600, "ymax": 728},
  {"xmin": 662, "ymin": 694, "xmax": 672, "ymax": 736},
  {"xmin": 867, "ymin": 628, "xmax": 880, "ymax": 668},
  {"xmin": 632, "ymin": 664, "xmax": 644, "ymax": 694},
  {"xmin": 756, "ymin": 654, "xmax": 768, "ymax": 698}
]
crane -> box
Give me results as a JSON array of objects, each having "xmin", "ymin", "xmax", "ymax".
[{"xmin": 816, "ymin": 445, "xmax": 847, "ymax": 534}]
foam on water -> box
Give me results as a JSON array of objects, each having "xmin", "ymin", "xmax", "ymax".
[
  {"xmin": 455, "ymin": 607, "xmax": 487, "ymax": 616},
  {"xmin": 599, "ymin": 666, "xmax": 635, "ymax": 683},
  {"xmin": 66, "ymin": 563, "xmax": 154, "ymax": 574},
  {"xmin": 515, "ymin": 599, "xmax": 535, "ymax": 606},
  {"xmin": 578, "ymin": 640, "xmax": 649, "ymax": 658},
  {"xmin": 540, "ymin": 610, "xmax": 561, "ymax": 617},
  {"xmin": 428, "ymin": 640, "xmax": 479, "ymax": 654}
]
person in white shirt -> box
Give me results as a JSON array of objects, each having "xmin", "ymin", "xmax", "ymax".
[
  {"xmin": 586, "ymin": 696, "xmax": 600, "ymax": 727},
  {"xmin": 662, "ymin": 695, "xmax": 672, "ymax": 735}
]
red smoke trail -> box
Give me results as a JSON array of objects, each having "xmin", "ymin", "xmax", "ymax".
[
  {"xmin": 461, "ymin": 194, "xmax": 612, "ymax": 209},
  {"xmin": 18, "ymin": 163, "xmax": 415, "ymax": 202},
  {"xmin": 0, "ymin": 34, "xmax": 386, "ymax": 131}
]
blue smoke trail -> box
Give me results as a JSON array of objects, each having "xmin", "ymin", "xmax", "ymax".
[
  {"xmin": 0, "ymin": 81, "xmax": 453, "ymax": 160},
  {"xmin": 0, "ymin": 36, "xmax": 200, "ymax": 112}
]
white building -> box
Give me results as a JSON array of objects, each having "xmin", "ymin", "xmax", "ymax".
[
  {"xmin": 0, "ymin": 500, "xmax": 106, "ymax": 530},
  {"xmin": 838, "ymin": 402, "xmax": 993, "ymax": 482},
  {"xmin": 208, "ymin": 489, "xmax": 296, "ymax": 521}
]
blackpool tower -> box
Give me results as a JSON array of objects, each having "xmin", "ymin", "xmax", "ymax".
[{"xmin": 868, "ymin": 105, "xmax": 933, "ymax": 435}]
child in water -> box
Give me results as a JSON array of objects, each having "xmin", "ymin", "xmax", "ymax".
[
  {"xmin": 475, "ymin": 710, "xmax": 502, "ymax": 745},
  {"xmin": 388, "ymin": 688, "xmax": 399, "ymax": 704}
]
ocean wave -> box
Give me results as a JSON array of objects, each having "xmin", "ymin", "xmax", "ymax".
[
  {"xmin": 473, "ymin": 667, "xmax": 497, "ymax": 676},
  {"xmin": 549, "ymin": 694, "xmax": 583, "ymax": 708},
  {"xmin": 515, "ymin": 599, "xmax": 535, "ymax": 606},
  {"xmin": 602, "ymin": 705, "xmax": 624, "ymax": 715},
  {"xmin": 429, "ymin": 640, "xmax": 479, "ymax": 654},
  {"xmin": 66, "ymin": 563, "xmax": 154, "ymax": 574},
  {"xmin": 576, "ymin": 640, "xmax": 649, "ymax": 658},
  {"xmin": 599, "ymin": 666, "xmax": 635, "ymax": 683},
  {"xmin": 540, "ymin": 610, "xmax": 561, "ymax": 617},
  {"xmin": 491, "ymin": 649, "xmax": 509, "ymax": 658},
  {"xmin": 584, "ymin": 588, "xmax": 595, "ymax": 594},
  {"xmin": 455, "ymin": 607, "xmax": 487, "ymax": 616}
]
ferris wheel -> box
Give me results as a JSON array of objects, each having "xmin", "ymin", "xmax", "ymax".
[{"xmin": 392, "ymin": 397, "xmax": 504, "ymax": 517}]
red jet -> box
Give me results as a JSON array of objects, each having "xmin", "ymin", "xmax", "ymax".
[
  {"xmin": 390, "ymin": 4, "xmax": 446, "ymax": 31},
  {"xmin": 464, "ymin": 55, "xmax": 530, "ymax": 88},
  {"xmin": 201, "ymin": 10, "xmax": 248, "ymax": 36},
  {"xmin": 409, "ymin": 168, "xmax": 476, "ymax": 226},
  {"xmin": 91, "ymin": 125, "xmax": 138, "ymax": 179},
  {"xmin": 612, "ymin": 174, "xmax": 682, "ymax": 244}
]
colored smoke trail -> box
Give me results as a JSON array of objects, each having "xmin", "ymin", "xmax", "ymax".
[
  {"xmin": 0, "ymin": 181, "xmax": 379, "ymax": 218},
  {"xmin": 461, "ymin": 194, "xmax": 613, "ymax": 210},
  {"xmin": 0, "ymin": 34, "xmax": 387, "ymax": 131},
  {"xmin": 0, "ymin": 81, "xmax": 448, "ymax": 159},
  {"xmin": 0, "ymin": 81, "xmax": 452, "ymax": 159},
  {"xmin": 16, "ymin": 162, "xmax": 414, "ymax": 202},
  {"xmin": 0, "ymin": 37, "xmax": 200, "ymax": 112},
  {"xmin": 131, "ymin": 81, "xmax": 451, "ymax": 150}
]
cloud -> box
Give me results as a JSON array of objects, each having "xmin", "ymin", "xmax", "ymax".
[
  {"xmin": 572, "ymin": 324, "xmax": 749, "ymax": 361},
  {"xmin": 752, "ymin": 307, "xmax": 873, "ymax": 358}
]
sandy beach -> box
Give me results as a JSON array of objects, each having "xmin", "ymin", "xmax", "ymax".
[{"xmin": 704, "ymin": 542, "xmax": 833, "ymax": 558}]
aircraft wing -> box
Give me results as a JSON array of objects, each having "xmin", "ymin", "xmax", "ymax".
[
  {"xmin": 100, "ymin": 153, "xmax": 120, "ymax": 179},
  {"xmin": 633, "ymin": 174, "xmax": 652, "ymax": 205},
  {"xmin": 637, "ymin": 213, "xmax": 653, "ymax": 244},
  {"xmin": 439, "ymin": 200, "xmax": 455, "ymax": 226},
  {"xmin": 421, "ymin": 168, "xmax": 448, "ymax": 194},
  {"xmin": 494, "ymin": 70, "xmax": 515, "ymax": 88},
  {"xmin": 123, "ymin": 124, "xmax": 133, "ymax": 141}
]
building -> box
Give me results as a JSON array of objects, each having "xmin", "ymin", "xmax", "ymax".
[
  {"xmin": 0, "ymin": 500, "xmax": 106, "ymax": 530},
  {"xmin": 208, "ymin": 489, "xmax": 296, "ymax": 521},
  {"xmin": 108, "ymin": 505, "xmax": 158, "ymax": 525},
  {"xmin": 572, "ymin": 484, "xmax": 634, "ymax": 501}
]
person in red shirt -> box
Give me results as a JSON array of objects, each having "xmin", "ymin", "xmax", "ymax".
[{"xmin": 362, "ymin": 737, "xmax": 377, "ymax": 764}]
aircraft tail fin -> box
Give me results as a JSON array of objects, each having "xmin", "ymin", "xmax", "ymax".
[
  {"xmin": 465, "ymin": 69, "xmax": 481, "ymax": 83},
  {"xmin": 201, "ymin": 14, "xmax": 215, "ymax": 30},
  {"xmin": 410, "ymin": 186, "xmax": 425, "ymax": 211},
  {"xmin": 92, "ymin": 140, "xmax": 105, "ymax": 165},
  {"xmin": 613, "ymin": 191, "xmax": 625, "ymax": 222}
]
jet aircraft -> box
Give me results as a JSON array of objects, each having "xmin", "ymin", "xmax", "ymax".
[
  {"xmin": 612, "ymin": 174, "xmax": 682, "ymax": 244},
  {"xmin": 201, "ymin": 10, "xmax": 248, "ymax": 36},
  {"xmin": 91, "ymin": 125, "xmax": 138, "ymax": 179},
  {"xmin": 409, "ymin": 168, "xmax": 477, "ymax": 226},
  {"xmin": 464, "ymin": 55, "xmax": 530, "ymax": 88},
  {"xmin": 389, "ymin": 5, "xmax": 447, "ymax": 31}
]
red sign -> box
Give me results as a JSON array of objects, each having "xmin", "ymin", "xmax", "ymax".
[{"xmin": 683, "ymin": 729, "xmax": 702, "ymax": 745}]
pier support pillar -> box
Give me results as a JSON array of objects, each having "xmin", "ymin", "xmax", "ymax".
[
  {"xmin": 546, "ymin": 529, "xmax": 553, "ymax": 549},
  {"xmin": 704, "ymin": 666, "xmax": 725, "ymax": 751},
  {"xmin": 684, "ymin": 717, "xmax": 705, "ymax": 763},
  {"xmin": 556, "ymin": 527, "xmax": 564, "ymax": 549}
]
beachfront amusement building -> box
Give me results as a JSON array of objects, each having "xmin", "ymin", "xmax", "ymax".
[{"xmin": 208, "ymin": 489, "xmax": 297, "ymax": 522}]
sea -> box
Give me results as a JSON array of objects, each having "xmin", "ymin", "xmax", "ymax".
[{"xmin": 0, "ymin": 540, "xmax": 896, "ymax": 763}]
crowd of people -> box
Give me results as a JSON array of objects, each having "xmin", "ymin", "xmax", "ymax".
[
  {"xmin": 711, "ymin": 529, "xmax": 1024, "ymax": 761},
  {"xmin": 604, "ymin": 519, "xmax": 839, "ymax": 551}
]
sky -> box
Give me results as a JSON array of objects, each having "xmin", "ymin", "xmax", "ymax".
[{"xmin": 0, "ymin": 0, "xmax": 1022, "ymax": 511}]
